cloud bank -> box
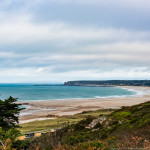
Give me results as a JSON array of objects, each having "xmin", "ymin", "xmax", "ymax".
[{"xmin": 0, "ymin": 0, "xmax": 150, "ymax": 83}]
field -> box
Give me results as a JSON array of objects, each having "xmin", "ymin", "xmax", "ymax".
[{"xmin": 20, "ymin": 109, "xmax": 113, "ymax": 133}]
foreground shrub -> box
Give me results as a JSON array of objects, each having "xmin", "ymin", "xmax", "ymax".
[
  {"xmin": 110, "ymin": 125, "xmax": 150, "ymax": 149},
  {"xmin": 55, "ymin": 141, "xmax": 109, "ymax": 150}
]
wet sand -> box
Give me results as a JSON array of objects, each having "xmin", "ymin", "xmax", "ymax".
[{"xmin": 18, "ymin": 86, "xmax": 150, "ymax": 123}]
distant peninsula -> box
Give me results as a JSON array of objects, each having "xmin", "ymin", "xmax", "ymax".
[{"xmin": 64, "ymin": 80, "xmax": 150, "ymax": 87}]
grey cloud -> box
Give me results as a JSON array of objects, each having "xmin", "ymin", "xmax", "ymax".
[
  {"xmin": 1, "ymin": 0, "xmax": 150, "ymax": 30},
  {"xmin": 30, "ymin": 0, "xmax": 150, "ymax": 30},
  {"xmin": 0, "ymin": 0, "xmax": 150, "ymax": 82}
]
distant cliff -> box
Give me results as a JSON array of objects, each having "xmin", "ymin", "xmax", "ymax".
[{"xmin": 64, "ymin": 80, "xmax": 150, "ymax": 86}]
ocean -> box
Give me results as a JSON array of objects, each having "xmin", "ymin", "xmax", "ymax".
[{"xmin": 0, "ymin": 84, "xmax": 137, "ymax": 101}]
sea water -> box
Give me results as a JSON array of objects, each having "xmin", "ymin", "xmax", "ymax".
[{"xmin": 0, "ymin": 84, "xmax": 137, "ymax": 101}]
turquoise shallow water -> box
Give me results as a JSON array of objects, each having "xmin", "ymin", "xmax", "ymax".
[{"xmin": 0, "ymin": 84, "xmax": 137, "ymax": 101}]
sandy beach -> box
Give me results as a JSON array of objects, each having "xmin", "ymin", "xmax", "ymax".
[{"xmin": 19, "ymin": 86, "xmax": 150, "ymax": 123}]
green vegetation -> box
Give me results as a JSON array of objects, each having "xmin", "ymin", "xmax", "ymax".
[
  {"xmin": 0, "ymin": 96, "xmax": 23, "ymax": 131},
  {"xmin": 20, "ymin": 109, "xmax": 113, "ymax": 133},
  {"xmin": 0, "ymin": 97, "xmax": 29, "ymax": 150},
  {"xmin": 28, "ymin": 101, "xmax": 150, "ymax": 150},
  {"xmin": 0, "ymin": 127, "xmax": 22, "ymax": 150},
  {"xmin": 64, "ymin": 80, "xmax": 150, "ymax": 86},
  {"xmin": 20, "ymin": 117, "xmax": 81, "ymax": 133}
]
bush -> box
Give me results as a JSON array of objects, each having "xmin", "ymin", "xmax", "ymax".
[
  {"xmin": 67, "ymin": 135, "xmax": 85, "ymax": 145},
  {"xmin": 78, "ymin": 141, "xmax": 109, "ymax": 150},
  {"xmin": 13, "ymin": 140, "xmax": 30, "ymax": 150},
  {"xmin": 55, "ymin": 140, "xmax": 110, "ymax": 150}
]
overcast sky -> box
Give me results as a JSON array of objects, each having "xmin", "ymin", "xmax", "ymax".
[{"xmin": 0, "ymin": 0, "xmax": 150, "ymax": 83}]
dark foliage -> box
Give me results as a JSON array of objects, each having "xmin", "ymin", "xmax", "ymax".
[
  {"xmin": 13, "ymin": 139, "xmax": 31, "ymax": 150},
  {"xmin": 65, "ymin": 80, "xmax": 150, "ymax": 86},
  {"xmin": 0, "ymin": 96, "xmax": 23, "ymax": 130}
]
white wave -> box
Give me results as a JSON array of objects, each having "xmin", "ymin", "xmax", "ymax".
[
  {"xmin": 94, "ymin": 95, "xmax": 130, "ymax": 99},
  {"xmin": 120, "ymin": 87, "xmax": 147, "ymax": 97}
]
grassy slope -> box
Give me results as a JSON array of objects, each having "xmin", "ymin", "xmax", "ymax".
[
  {"xmin": 20, "ymin": 109, "xmax": 113, "ymax": 133},
  {"xmin": 27, "ymin": 101, "xmax": 150, "ymax": 150},
  {"xmin": 62, "ymin": 101, "xmax": 150, "ymax": 149}
]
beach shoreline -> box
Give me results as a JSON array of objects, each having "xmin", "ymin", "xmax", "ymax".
[{"xmin": 18, "ymin": 86, "xmax": 150, "ymax": 123}]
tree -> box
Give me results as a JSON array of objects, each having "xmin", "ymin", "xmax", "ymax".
[
  {"xmin": 0, "ymin": 96, "xmax": 23, "ymax": 131},
  {"xmin": 0, "ymin": 127, "xmax": 21, "ymax": 150}
]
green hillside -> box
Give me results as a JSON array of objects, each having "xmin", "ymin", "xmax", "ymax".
[{"xmin": 27, "ymin": 101, "xmax": 150, "ymax": 150}]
